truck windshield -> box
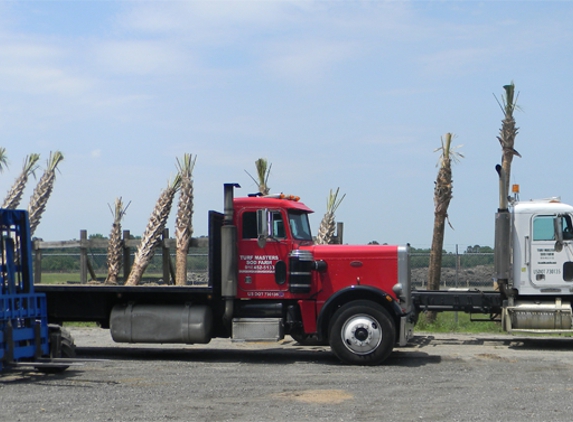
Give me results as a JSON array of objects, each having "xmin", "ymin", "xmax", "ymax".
[{"xmin": 288, "ymin": 211, "xmax": 312, "ymax": 241}]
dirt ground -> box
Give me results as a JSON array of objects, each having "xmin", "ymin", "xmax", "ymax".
[{"xmin": 3, "ymin": 327, "xmax": 573, "ymax": 421}]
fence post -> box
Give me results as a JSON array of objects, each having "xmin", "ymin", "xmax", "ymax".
[
  {"xmin": 80, "ymin": 230, "xmax": 88, "ymax": 284},
  {"xmin": 335, "ymin": 222, "xmax": 344, "ymax": 244},
  {"xmin": 455, "ymin": 244, "xmax": 459, "ymax": 325},
  {"xmin": 162, "ymin": 229, "xmax": 171, "ymax": 285},
  {"xmin": 123, "ymin": 230, "xmax": 131, "ymax": 282}
]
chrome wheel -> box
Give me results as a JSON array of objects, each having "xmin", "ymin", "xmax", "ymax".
[{"xmin": 340, "ymin": 314, "xmax": 383, "ymax": 355}]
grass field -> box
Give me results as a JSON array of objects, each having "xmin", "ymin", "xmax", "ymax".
[
  {"xmin": 37, "ymin": 272, "xmax": 163, "ymax": 284},
  {"xmin": 415, "ymin": 311, "xmax": 503, "ymax": 334}
]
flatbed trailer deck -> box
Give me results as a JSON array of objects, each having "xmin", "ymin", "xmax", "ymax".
[{"xmin": 36, "ymin": 284, "xmax": 216, "ymax": 328}]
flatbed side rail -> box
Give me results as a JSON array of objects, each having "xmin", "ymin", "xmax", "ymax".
[{"xmin": 412, "ymin": 289, "xmax": 503, "ymax": 314}]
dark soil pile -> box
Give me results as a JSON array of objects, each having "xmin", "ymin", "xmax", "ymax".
[{"xmin": 412, "ymin": 265, "xmax": 495, "ymax": 289}]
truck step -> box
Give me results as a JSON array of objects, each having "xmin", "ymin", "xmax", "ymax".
[{"xmin": 232, "ymin": 318, "xmax": 284, "ymax": 342}]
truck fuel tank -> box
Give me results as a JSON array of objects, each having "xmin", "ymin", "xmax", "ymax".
[
  {"xmin": 504, "ymin": 299, "xmax": 573, "ymax": 331},
  {"xmin": 110, "ymin": 303, "xmax": 213, "ymax": 344}
]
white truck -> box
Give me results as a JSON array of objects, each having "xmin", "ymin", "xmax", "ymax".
[{"xmin": 414, "ymin": 163, "xmax": 573, "ymax": 334}]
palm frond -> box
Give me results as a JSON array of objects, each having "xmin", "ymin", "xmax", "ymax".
[
  {"xmin": 0, "ymin": 147, "xmax": 8, "ymax": 173},
  {"xmin": 245, "ymin": 158, "xmax": 271, "ymax": 195},
  {"xmin": 316, "ymin": 188, "xmax": 346, "ymax": 245},
  {"xmin": 434, "ymin": 133, "xmax": 463, "ymax": 167}
]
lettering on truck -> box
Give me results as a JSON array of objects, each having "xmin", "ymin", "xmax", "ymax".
[{"xmin": 239, "ymin": 255, "xmax": 279, "ymax": 274}]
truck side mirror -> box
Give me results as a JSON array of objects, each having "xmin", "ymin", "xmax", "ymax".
[
  {"xmin": 554, "ymin": 215, "xmax": 564, "ymax": 252},
  {"xmin": 256, "ymin": 208, "xmax": 269, "ymax": 248}
]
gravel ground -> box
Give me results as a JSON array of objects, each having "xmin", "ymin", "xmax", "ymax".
[{"xmin": 3, "ymin": 328, "xmax": 573, "ymax": 422}]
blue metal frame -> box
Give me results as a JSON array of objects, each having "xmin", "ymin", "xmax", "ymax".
[{"xmin": 0, "ymin": 209, "xmax": 49, "ymax": 371}]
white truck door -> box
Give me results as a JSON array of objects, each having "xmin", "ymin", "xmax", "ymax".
[{"xmin": 529, "ymin": 214, "xmax": 573, "ymax": 289}]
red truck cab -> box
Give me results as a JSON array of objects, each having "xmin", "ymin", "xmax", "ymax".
[{"xmin": 232, "ymin": 191, "xmax": 414, "ymax": 365}]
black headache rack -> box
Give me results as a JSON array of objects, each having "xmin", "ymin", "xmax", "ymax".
[{"xmin": 412, "ymin": 289, "xmax": 503, "ymax": 317}]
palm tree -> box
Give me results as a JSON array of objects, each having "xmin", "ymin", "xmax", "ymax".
[
  {"xmin": 3, "ymin": 154, "xmax": 40, "ymax": 209},
  {"xmin": 125, "ymin": 176, "xmax": 181, "ymax": 286},
  {"xmin": 175, "ymin": 154, "xmax": 197, "ymax": 286},
  {"xmin": 0, "ymin": 148, "xmax": 8, "ymax": 173},
  {"xmin": 245, "ymin": 158, "xmax": 271, "ymax": 195},
  {"xmin": 495, "ymin": 82, "xmax": 521, "ymax": 194},
  {"xmin": 28, "ymin": 151, "xmax": 64, "ymax": 236},
  {"xmin": 426, "ymin": 133, "xmax": 463, "ymax": 322},
  {"xmin": 315, "ymin": 188, "xmax": 346, "ymax": 245},
  {"xmin": 105, "ymin": 197, "xmax": 130, "ymax": 285}
]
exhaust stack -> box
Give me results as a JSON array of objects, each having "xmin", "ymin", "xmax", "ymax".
[
  {"xmin": 494, "ymin": 165, "xmax": 512, "ymax": 296},
  {"xmin": 221, "ymin": 183, "xmax": 240, "ymax": 298},
  {"xmin": 221, "ymin": 184, "xmax": 240, "ymax": 331}
]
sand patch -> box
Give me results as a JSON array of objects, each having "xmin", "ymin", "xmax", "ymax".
[{"xmin": 273, "ymin": 389, "xmax": 353, "ymax": 404}]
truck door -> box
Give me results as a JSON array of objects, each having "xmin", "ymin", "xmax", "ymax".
[
  {"xmin": 529, "ymin": 214, "xmax": 573, "ymax": 288},
  {"xmin": 237, "ymin": 209, "xmax": 291, "ymax": 299}
]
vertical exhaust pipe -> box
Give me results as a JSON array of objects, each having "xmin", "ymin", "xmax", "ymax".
[
  {"xmin": 494, "ymin": 165, "xmax": 512, "ymax": 298},
  {"xmin": 221, "ymin": 183, "xmax": 240, "ymax": 329}
]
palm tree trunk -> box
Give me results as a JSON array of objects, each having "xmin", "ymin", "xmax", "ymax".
[
  {"xmin": 28, "ymin": 151, "xmax": 64, "ymax": 236},
  {"xmin": 175, "ymin": 154, "xmax": 196, "ymax": 286},
  {"xmin": 3, "ymin": 154, "xmax": 40, "ymax": 209},
  {"xmin": 496, "ymin": 83, "xmax": 520, "ymax": 195},
  {"xmin": 105, "ymin": 198, "xmax": 129, "ymax": 284},
  {"xmin": 125, "ymin": 178, "xmax": 180, "ymax": 286},
  {"xmin": 105, "ymin": 223, "xmax": 122, "ymax": 284},
  {"xmin": 428, "ymin": 214, "xmax": 446, "ymax": 292},
  {"xmin": 426, "ymin": 133, "xmax": 459, "ymax": 323}
]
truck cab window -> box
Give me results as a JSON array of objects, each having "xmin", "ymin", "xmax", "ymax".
[
  {"xmin": 242, "ymin": 211, "xmax": 285, "ymax": 239},
  {"xmin": 271, "ymin": 211, "xmax": 286, "ymax": 238},
  {"xmin": 533, "ymin": 216, "xmax": 555, "ymax": 241},
  {"xmin": 563, "ymin": 215, "xmax": 573, "ymax": 240},
  {"xmin": 288, "ymin": 211, "xmax": 312, "ymax": 241},
  {"xmin": 242, "ymin": 212, "xmax": 257, "ymax": 239}
]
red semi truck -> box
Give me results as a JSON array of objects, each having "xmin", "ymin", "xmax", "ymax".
[{"xmin": 37, "ymin": 183, "xmax": 415, "ymax": 365}]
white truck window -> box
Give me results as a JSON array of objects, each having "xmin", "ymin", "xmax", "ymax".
[{"xmin": 532, "ymin": 215, "xmax": 554, "ymax": 241}]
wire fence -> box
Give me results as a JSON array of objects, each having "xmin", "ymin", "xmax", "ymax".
[
  {"xmin": 35, "ymin": 234, "xmax": 495, "ymax": 290},
  {"xmin": 411, "ymin": 252, "xmax": 495, "ymax": 290}
]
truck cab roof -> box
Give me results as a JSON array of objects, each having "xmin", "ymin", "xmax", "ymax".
[
  {"xmin": 513, "ymin": 198, "xmax": 573, "ymax": 215},
  {"xmin": 234, "ymin": 195, "xmax": 314, "ymax": 213}
]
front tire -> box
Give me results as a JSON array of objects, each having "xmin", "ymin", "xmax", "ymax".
[
  {"xmin": 328, "ymin": 300, "xmax": 395, "ymax": 365},
  {"xmin": 37, "ymin": 325, "xmax": 76, "ymax": 374}
]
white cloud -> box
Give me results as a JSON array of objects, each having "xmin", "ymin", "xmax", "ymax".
[
  {"xmin": 417, "ymin": 47, "xmax": 497, "ymax": 77},
  {"xmin": 120, "ymin": 1, "xmax": 285, "ymax": 37},
  {"xmin": 0, "ymin": 37, "xmax": 93, "ymax": 96},
  {"xmin": 93, "ymin": 39, "xmax": 189, "ymax": 76},
  {"xmin": 263, "ymin": 38, "xmax": 360, "ymax": 83}
]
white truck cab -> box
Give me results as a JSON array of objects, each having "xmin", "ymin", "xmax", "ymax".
[
  {"xmin": 504, "ymin": 198, "xmax": 573, "ymax": 332},
  {"xmin": 513, "ymin": 198, "xmax": 573, "ymax": 295}
]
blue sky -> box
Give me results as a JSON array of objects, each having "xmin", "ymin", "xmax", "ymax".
[{"xmin": 0, "ymin": 1, "xmax": 572, "ymax": 251}]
